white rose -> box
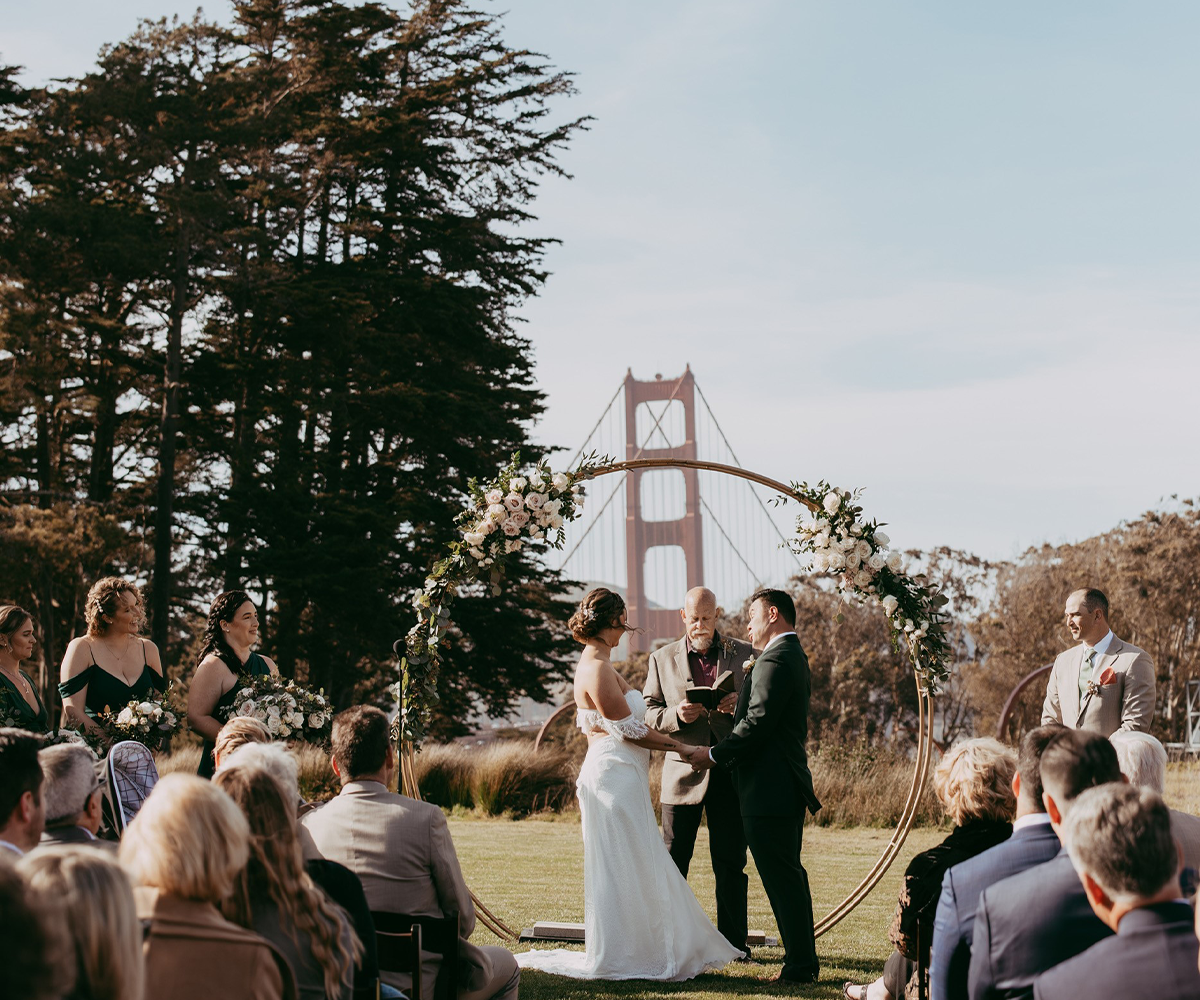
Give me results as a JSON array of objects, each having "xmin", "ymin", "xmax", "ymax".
[
  {"xmin": 854, "ymin": 540, "xmax": 871, "ymax": 559},
  {"xmin": 849, "ymin": 522, "xmax": 862, "ymax": 536},
  {"xmin": 529, "ymin": 528, "xmax": 544, "ymax": 540},
  {"xmin": 502, "ymin": 520, "xmax": 521, "ymax": 537},
  {"xmin": 485, "ymin": 488, "xmax": 503, "ymax": 504},
  {"xmin": 137, "ymin": 701, "xmax": 155, "ymax": 715},
  {"xmin": 267, "ymin": 705, "xmax": 281, "ymax": 717},
  {"xmin": 867, "ymin": 553, "xmax": 886, "ymax": 571},
  {"xmin": 551, "ymin": 472, "xmax": 570, "ymax": 491},
  {"xmin": 886, "ymin": 550, "xmax": 903, "ymax": 572},
  {"xmin": 505, "ymin": 539, "xmax": 523, "ymax": 553},
  {"xmin": 508, "ymin": 477, "xmax": 527, "ymax": 491},
  {"xmin": 881, "ymin": 595, "xmax": 900, "ymax": 616},
  {"xmin": 289, "ymin": 711, "xmax": 305, "ymax": 727},
  {"xmin": 278, "ymin": 723, "xmax": 291, "ymax": 737},
  {"xmin": 826, "ymin": 551, "xmax": 846, "ymax": 572},
  {"xmin": 813, "ymin": 531, "xmax": 831, "ymax": 550},
  {"xmin": 510, "ymin": 509, "xmax": 530, "ymax": 527},
  {"xmin": 846, "ymin": 551, "xmax": 862, "ymax": 570},
  {"xmin": 853, "ymin": 569, "xmax": 873, "ymax": 589},
  {"xmin": 237, "ymin": 687, "xmax": 254, "ymax": 699},
  {"xmin": 266, "ymin": 715, "xmax": 282, "ymax": 734},
  {"xmin": 308, "ymin": 713, "xmax": 325, "ymax": 729},
  {"xmin": 548, "ymin": 514, "xmax": 564, "ymax": 530},
  {"xmin": 529, "ymin": 473, "xmax": 545, "ymax": 489},
  {"xmin": 487, "ymin": 503, "xmax": 507, "ymax": 520},
  {"xmin": 544, "ymin": 498, "xmax": 562, "ymax": 515},
  {"xmin": 481, "ymin": 519, "xmax": 497, "ymax": 534},
  {"xmin": 904, "ymin": 619, "xmax": 915, "ymax": 632},
  {"xmin": 469, "ymin": 547, "xmax": 485, "ymax": 559},
  {"xmin": 524, "ymin": 492, "xmax": 546, "ymax": 510},
  {"xmin": 117, "ymin": 707, "xmax": 136, "ymax": 726},
  {"xmin": 503, "ymin": 493, "xmax": 523, "ymax": 512},
  {"xmin": 822, "ymin": 493, "xmax": 841, "ymax": 515},
  {"xmin": 811, "ymin": 552, "xmax": 828, "ymax": 573},
  {"xmin": 874, "ymin": 531, "xmax": 890, "ymax": 547},
  {"xmin": 464, "ymin": 531, "xmax": 486, "ymax": 547}
]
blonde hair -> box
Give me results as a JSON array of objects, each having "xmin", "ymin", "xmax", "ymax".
[
  {"xmin": 18, "ymin": 847, "xmax": 144, "ymax": 1000},
  {"xmin": 84, "ymin": 578, "xmax": 144, "ymax": 638},
  {"xmin": 119, "ymin": 773, "xmax": 249, "ymax": 901},
  {"xmin": 214, "ymin": 764, "xmax": 360, "ymax": 997},
  {"xmin": 933, "ymin": 737, "xmax": 1017, "ymax": 826},
  {"xmin": 212, "ymin": 716, "xmax": 271, "ymax": 770}
]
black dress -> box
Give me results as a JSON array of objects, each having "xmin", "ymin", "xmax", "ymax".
[
  {"xmin": 0, "ymin": 668, "xmax": 50, "ymax": 731},
  {"xmin": 197, "ymin": 650, "xmax": 272, "ymax": 779},
  {"xmin": 57, "ymin": 640, "xmax": 166, "ymax": 719}
]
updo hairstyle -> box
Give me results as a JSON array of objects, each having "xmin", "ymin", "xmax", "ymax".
[
  {"xmin": 84, "ymin": 578, "xmax": 144, "ymax": 637},
  {"xmin": 0, "ymin": 605, "xmax": 33, "ymax": 651},
  {"xmin": 568, "ymin": 588, "xmax": 634, "ymax": 644}
]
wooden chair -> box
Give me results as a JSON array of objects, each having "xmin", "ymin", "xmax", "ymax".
[
  {"xmin": 375, "ymin": 919, "xmax": 423, "ymax": 1000},
  {"xmin": 372, "ymin": 912, "xmax": 459, "ymax": 1000}
]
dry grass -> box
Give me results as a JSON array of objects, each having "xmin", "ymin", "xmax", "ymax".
[{"xmin": 414, "ymin": 742, "xmax": 577, "ymax": 817}]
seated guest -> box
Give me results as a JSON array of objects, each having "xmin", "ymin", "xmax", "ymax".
[
  {"xmin": 930, "ymin": 726, "xmax": 1063, "ymax": 1000},
  {"xmin": 967, "ymin": 729, "xmax": 1123, "ymax": 1000},
  {"xmin": 19, "ymin": 847, "xmax": 143, "ymax": 1000},
  {"xmin": 1109, "ymin": 730, "xmax": 1200, "ymax": 871},
  {"xmin": 215, "ymin": 754, "xmax": 361, "ymax": 1000},
  {"xmin": 222, "ymin": 742, "xmax": 385, "ymax": 1000},
  {"xmin": 0, "ymin": 857, "xmax": 72, "ymax": 1000},
  {"xmin": 212, "ymin": 715, "xmax": 271, "ymax": 772},
  {"xmin": 36, "ymin": 743, "xmax": 114, "ymax": 851},
  {"xmin": 0, "ymin": 727, "xmax": 46, "ymax": 856},
  {"xmin": 303, "ymin": 706, "xmax": 520, "ymax": 1000},
  {"xmin": 845, "ymin": 738, "xmax": 1016, "ymax": 1000},
  {"xmin": 1032, "ymin": 784, "xmax": 1200, "ymax": 999},
  {"xmin": 119, "ymin": 773, "xmax": 294, "ymax": 1000}
]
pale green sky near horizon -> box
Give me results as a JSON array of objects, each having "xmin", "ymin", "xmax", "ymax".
[{"xmin": 4, "ymin": 1, "xmax": 1198, "ymax": 564}]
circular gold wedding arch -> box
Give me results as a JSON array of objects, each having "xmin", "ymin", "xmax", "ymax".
[{"xmin": 399, "ymin": 457, "xmax": 936, "ymax": 942}]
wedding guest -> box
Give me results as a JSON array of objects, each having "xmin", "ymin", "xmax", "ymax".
[
  {"xmin": 36, "ymin": 743, "xmax": 113, "ymax": 851},
  {"xmin": 1041, "ymin": 588, "xmax": 1154, "ymax": 735},
  {"xmin": 18, "ymin": 847, "xmax": 143, "ymax": 1000},
  {"xmin": 643, "ymin": 585, "xmax": 753, "ymax": 956},
  {"xmin": 0, "ymin": 859, "xmax": 71, "ymax": 1000},
  {"xmin": 1109, "ymin": 729, "xmax": 1200, "ymax": 872},
  {"xmin": 0, "ymin": 606, "xmax": 49, "ymax": 730},
  {"xmin": 303, "ymin": 706, "xmax": 519, "ymax": 1000},
  {"xmin": 221, "ymin": 741, "xmax": 384, "ymax": 1000},
  {"xmin": 1032, "ymin": 784, "xmax": 1200, "ymax": 999},
  {"xmin": 967, "ymin": 730, "xmax": 1123, "ymax": 1000},
  {"xmin": 0, "ymin": 727, "xmax": 46, "ymax": 855},
  {"xmin": 844, "ymin": 738, "xmax": 1016, "ymax": 1000},
  {"xmin": 119, "ymin": 773, "xmax": 293, "ymax": 1000},
  {"xmin": 58, "ymin": 578, "xmax": 165, "ymax": 735},
  {"xmin": 930, "ymin": 726, "xmax": 1063, "ymax": 1000},
  {"xmin": 188, "ymin": 591, "xmax": 280, "ymax": 779},
  {"xmin": 212, "ymin": 715, "xmax": 271, "ymax": 772}
]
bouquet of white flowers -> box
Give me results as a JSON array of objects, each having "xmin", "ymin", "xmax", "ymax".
[
  {"xmin": 217, "ymin": 674, "xmax": 332, "ymax": 745},
  {"xmin": 93, "ymin": 692, "xmax": 180, "ymax": 752}
]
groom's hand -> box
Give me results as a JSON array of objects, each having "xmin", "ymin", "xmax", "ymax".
[{"xmin": 684, "ymin": 747, "xmax": 715, "ymax": 772}]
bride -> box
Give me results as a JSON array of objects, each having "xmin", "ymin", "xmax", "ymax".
[{"xmin": 516, "ymin": 588, "xmax": 742, "ymax": 980}]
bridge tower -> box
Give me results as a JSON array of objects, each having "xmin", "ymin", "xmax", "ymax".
[{"xmin": 623, "ymin": 367, "xmax": 704, "ymax": 652}]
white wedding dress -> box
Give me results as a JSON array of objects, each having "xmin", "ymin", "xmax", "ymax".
[{"xmin": 516, "ymin": 689, "xmax": 741, "ymax": 980}]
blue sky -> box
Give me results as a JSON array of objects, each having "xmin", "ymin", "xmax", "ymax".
[{"xmin": 6, "ymin": 1, "xmax": 1199, "ymax": 562}]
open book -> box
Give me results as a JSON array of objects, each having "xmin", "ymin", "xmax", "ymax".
[{"xmin": 685, "ymin": 669, "xmax": 736, "ymax": 710}]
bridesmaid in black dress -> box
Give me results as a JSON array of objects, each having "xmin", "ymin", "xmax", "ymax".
[
  {"xmin": 0, "ymin": 606, "xmax": 49, "ymax": 731},
  {"xmin": 58, "ymin": 578, "xmax": 166, "ymax": 736},
  {"xmin": 186, "ymin": 590, "xmax": 278, "ymax": 778}
]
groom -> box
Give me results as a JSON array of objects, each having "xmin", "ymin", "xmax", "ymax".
[{"xmin": 684, "ymin": 588, "xmax": 821, "ymax": 985}]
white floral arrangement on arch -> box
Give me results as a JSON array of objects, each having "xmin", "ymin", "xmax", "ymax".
[
  {"xmin": 217, "ymin": 675, "xmax": 332, "ymax": 744},
  {"xmin": 399, "ymin": 451, "xmax": 606, "ymax": 745},
  {"xmin": 786, "ymin": 481, "xmax": 952, "ymax": 693}
]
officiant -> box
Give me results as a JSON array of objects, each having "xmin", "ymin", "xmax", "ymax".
[{"xmin": 643, "ymin": 586, "xmax": 754, "ymax": 958}]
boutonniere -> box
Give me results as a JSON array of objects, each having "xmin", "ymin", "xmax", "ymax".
[
  {"xmin": 720, "ymin": 637, "xmax": 736, "ymax": 659},
  {"xmin": 742, "ymin": 657, "xmax": 756, "ymax": 674},
  {"xmin": 1084, "ymin": 665, "xmax": 1117, "ymax": 699}
]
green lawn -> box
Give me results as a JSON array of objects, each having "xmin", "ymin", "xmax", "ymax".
[{"xmin": 448, "ymin": 817, "xmax": 944, "ymax": 999}]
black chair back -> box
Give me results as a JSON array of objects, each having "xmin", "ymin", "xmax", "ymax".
[
  {"xmin": 375, "ymin": 920, "xmax": 423, "ymax": 1000},
  {"xmin": 371, "ymin": 911, "xmax": 459, "ymax": 1000}
]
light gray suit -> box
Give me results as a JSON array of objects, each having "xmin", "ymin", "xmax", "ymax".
[
  {"xmin": 300, "ymin": 780, "xmax": 518, "ymax": 1000},
  {"xmin": 1040, "ymin": 635, "xmax": 1155, "ymax": 735},
  {"xmin": 643, "ymin": 634, "xmax": 754, "ymax": 805}
]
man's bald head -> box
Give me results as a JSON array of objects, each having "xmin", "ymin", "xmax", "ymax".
[{"xmin": 681, "ymin": 588, "xmax": 718, "ymax": 650}]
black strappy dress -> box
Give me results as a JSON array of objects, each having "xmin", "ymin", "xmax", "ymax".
[
  {"xmin": 197, "ymin": 650, "xmax": 272, "ymax": 779},
  {"xmin": 57, "ymin": 639, "xmax": 166, "ymax": 720},
  {"xmin": 0, "ymin": 668, "xmax": 50, "ymax": 731}
]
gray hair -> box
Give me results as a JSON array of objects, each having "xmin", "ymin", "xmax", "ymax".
[
  {"xmin": 1065, "ymin": 783, "xmax": 1177, "ymax": 905},
  {"xmin": 218, "ymin": 741, "xmax": 299, "ymax": 798},
  {"xmin": 1109, "ymin": 730, "xmax": 1167, "ymax": 794},
  {"xmin": 37, "ymin": 744, "xmax": 99, "ymax": 826}
]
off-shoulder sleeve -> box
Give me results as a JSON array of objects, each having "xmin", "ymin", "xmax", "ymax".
[
  {"xmin": 148, "ymin": 668, "xmax": 167, "ymax": 693},
  {"xmin": 58, "ymin": 665, "xmax": 96, "ymax": 698},
  {"xmin": 593, "ymin": 712, "xmax": 649, "ymax": 741}
]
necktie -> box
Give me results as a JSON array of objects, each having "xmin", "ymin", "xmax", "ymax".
[{"xmin": 1078, "ymin": 648, "xmax": 1096, "ymax": 701}]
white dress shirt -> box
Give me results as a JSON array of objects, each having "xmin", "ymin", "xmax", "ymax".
[
  {"xmin": 1085, "ymin": 630, "xmax": 1115, "ymax": 657},
  {"xmin": 0, "ymin": 839, "xmax": 24, "ymax": 856}
]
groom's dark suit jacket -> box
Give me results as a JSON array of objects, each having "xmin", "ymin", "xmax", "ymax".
[{"xmin": 711, "ymin": 633, "xmax": 821, "ymax": 817}]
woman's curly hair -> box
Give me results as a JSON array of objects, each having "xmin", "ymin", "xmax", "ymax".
[
  {"xmin": 83, "ymin": 578, "xmax": 144, "ymax": 638},
  {"xmin": 197, "ymin": 590, "xmax": 254, "ymax": 673},
  {"xmin": 568, "ymin": 588, "xmax": 636, "ymax": 644},
  {"xmin": 933, "ymin": 737, "xmax": 1018, "ymax": 826}
]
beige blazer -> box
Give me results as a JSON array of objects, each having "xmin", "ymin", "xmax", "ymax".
[
  {"xmin": 1040, "ymin": 635, "xmax": 1155, "ymax": 736},
  {"xmin": 301, "ymin": 780, "xmax": 493, "ymax": 998},
  {"xmin": 134, "ymin": 888, "xmax": 293, "ymax": 1000},
  {"xmin": 643, "ymin": 633, "xmax": 754, "ymax": 806}
]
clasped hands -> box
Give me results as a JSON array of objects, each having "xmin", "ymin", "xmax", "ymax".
[{"xmin": 680, "ymin": 745, "xmax": 715, "ymax": 772}]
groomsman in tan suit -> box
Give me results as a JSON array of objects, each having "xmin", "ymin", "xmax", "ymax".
[
  {"xmin": 1041, "ymin": 588, "xmax": 1155, "ymax": 736},
  {"xmin": 302, "ymin": 706, "xmax": 520, "ymax": 1000},
  {"xmin": 643, "ymin": 586, "xmax": 754, "ymax": 956}
]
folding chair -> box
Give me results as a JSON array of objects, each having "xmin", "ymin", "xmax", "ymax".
[{"xmin": 104, "ymin": 740, "xmax": 160, "ymax": 836}]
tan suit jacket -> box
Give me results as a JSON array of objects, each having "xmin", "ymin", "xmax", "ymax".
[
  {"xmin": 1040, "ymin": 635, "xmax": 1155, "ymax": 735},
  {"xmin": 134, "ymin": 888, "xmax": 293, "ymax": 1000},
  {"xmin": 1170, "ymin": 809, "xmax": 1200, "ymax": 874},
  {"xmin": 643, "ymin": 633, "xmax": 754, "ymax": 806},
  {"xmin": 301, "ymin": 780, "xmax": 494, "ymax": 998}
]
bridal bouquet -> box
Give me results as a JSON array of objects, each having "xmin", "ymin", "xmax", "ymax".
[
  {"xmin": 218, "ymin": 675, "xmax": 332, "ymax": 745},
  {"xmin": 91, "ymin": 690, "xmax": 180, "ymax": 752}
]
